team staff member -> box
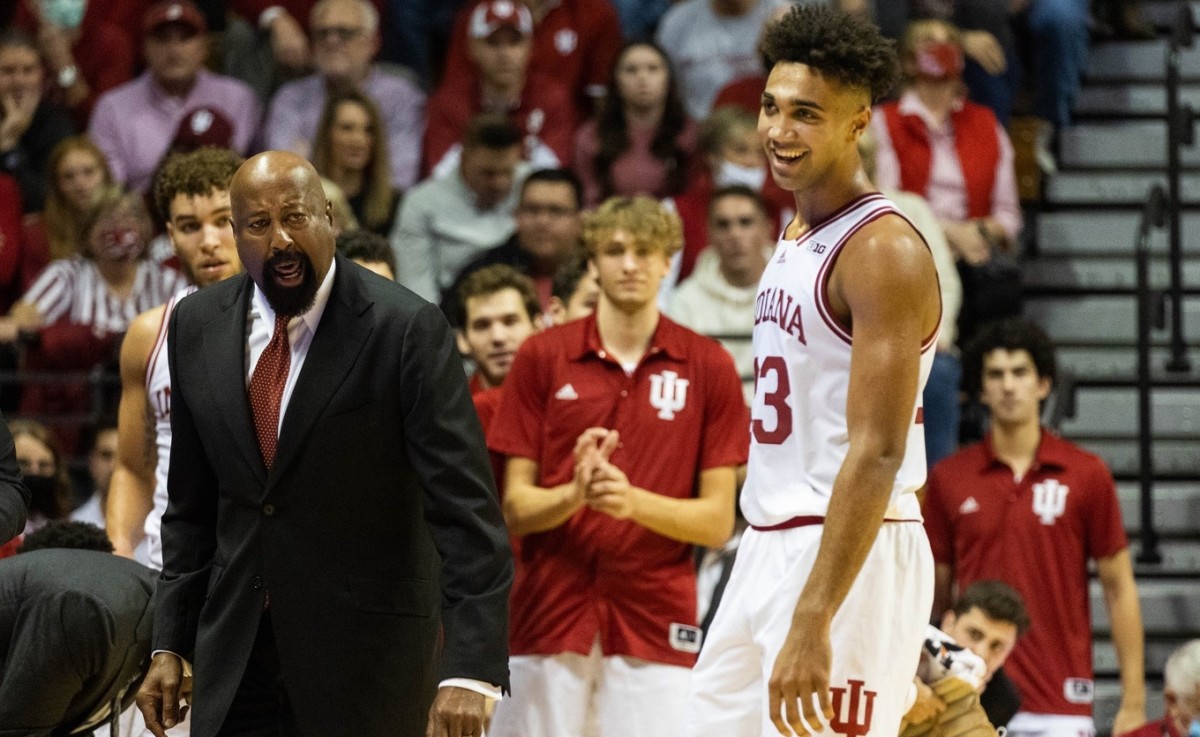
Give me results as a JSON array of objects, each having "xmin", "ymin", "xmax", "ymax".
[
  {"xmin": 488, "ymin": 196, "xmax": 749, "ymax": 737},
  {"xmin": 454, "ymin": 264, "xmax": 544, "ymax": 395}
]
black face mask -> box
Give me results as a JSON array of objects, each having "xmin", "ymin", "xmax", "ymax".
[{"xmin": 22, "ymin": 474, "xmax": 62, "ymax": 516}]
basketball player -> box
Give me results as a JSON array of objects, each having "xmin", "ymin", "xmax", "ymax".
[
  {"xmin": 106, "ymin": 148, "xmax": 244, "ymax": 567},
  {"xmin": 688, "ymin": 6, "xmax": 942, "ymax": 737}
]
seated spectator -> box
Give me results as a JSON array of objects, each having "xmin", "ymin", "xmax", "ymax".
[
  {"xmin": 573, "ymin": 40, "xmax": 696, "ymax": 208},
  {"xmin": 69, "ymin": 417, "xmax": 118, "ymax": 527},
  {"xmin": 264, "ymin": 0, "xmax": 425, "ymax": 190},
  {"xmin": 7, "ymin": 418, "xmax": 72, "ymax": 538},
  {"xmin": 667, "ymin": 185, "xmax": 771, "ymax": 403},
  {"xmin": 1118, "ymin": 640, "xmax": 1200, "ymax": 737},
  {"xmin": 0, "ymin": 173, "xmax": 45, "ymax": 315},
  {"xmin": 41, "ymin": 136, "xmax": 114, "ymax": 262},
  {"xmin": 440, "ymin": 0, "xmax": 622, "ymax": 120},
  {"xmin": 88, "ymin": 1, "xmax": 261, "ymax": 194},
  {"xmin": 656, "ymin": 0, "xmax": 790, "ymax": 121},
  {"xmin": 222, "ymin": 0, "xmax": 319, "ymax": 103},
  {"xmin": 669, "ymin": 106, "xmax": 792, "ymax": 283},
  {"xmin": 453, "ymin": 264, "xmax": 543, "ymax": 394},
  {"xmin": 424, "ymin": 0, "xmax": 575, "ymax": 177},
  {"xmin": 0, "ymin": 30, "xmax": 76, "ymax": 213},
  {"xmin": 11, "ymin": 0, "xmax": 137, "ymax": 125},
  {"xmin": 611, "ymin": 0, "xmax": 672, "ymax": 38},
  {"xmin": 444, "ymin": 167, "xmax": 583, "ymax": 316},
  {"xmin": 312, "ymin": 90, "xmax": 400, "ymax": 237},
  {"xmin": 546, "ymin": 248, "xmax": 599, "ymax": 325},
  {"xmin": 392, "ymin": 114, "xmax": 528, "ymax": 302},
  {"xmin": 337, "ymin": 228, "xmax": 396, "ymax": 280},
  {"xmin": 710, "ymin": 3, "xmax": 792, "ymax": 115}
]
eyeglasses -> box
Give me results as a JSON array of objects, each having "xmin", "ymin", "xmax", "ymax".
[{"xmin": 312, "ymin": 25, "xmax": 364, "ymax": 43}]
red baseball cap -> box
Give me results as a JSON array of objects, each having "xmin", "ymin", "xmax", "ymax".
[
  {"xmin": 143, "ymin": 0, "xmax": 207, "ymax": 36},
  {"xmin": 469, "ymin": 0, "xmax": 533, "ymax": 39},
  {"xmin": 170, "ymin": 106, "xmax": 234, "ymax": 152}
]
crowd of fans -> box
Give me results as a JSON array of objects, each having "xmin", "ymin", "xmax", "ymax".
[{"xmin": 0, "ymin": 0, "xmax": 1170, "ymax": 733}]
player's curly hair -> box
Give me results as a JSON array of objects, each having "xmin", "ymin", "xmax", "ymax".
[
  {"xmin": 760, "ymin": 4, "xmax": 900, "ymax": 103},
  {"xmin": 153, "ymin": 147, "xmax": 244, "ymax": 227},
  {"xmin": 582, "ymin": 196, "xmax": 683, "ymax": 257},
  {"xmin": 19, "ymin": 521, "xmax": 115, "ymax": 554}
]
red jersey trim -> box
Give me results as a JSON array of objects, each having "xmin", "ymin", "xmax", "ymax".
[
  {"xmin": 781, "ymin": 192, "xmax": 886, "ymax": 246},
  {"xmin": 751, "ymin": 516, "xmax": 923, "ymax": 531},
  {"xmin": 814, "ymin": 210, "xmax": 895, "ymax": 345},
  {"xmin": 144, "ymin": 294, "xmax": 177, "ymax": 393}
]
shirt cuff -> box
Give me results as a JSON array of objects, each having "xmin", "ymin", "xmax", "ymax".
[
  {"xmin": 150, "ymin": 649, "xmax": 194, "ymax": 677},
  {"xmin": 438, "ymin": 678, "xmax": 503, "ymax": 700}
]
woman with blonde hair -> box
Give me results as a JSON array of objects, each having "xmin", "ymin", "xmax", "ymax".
[
  {"xmin": 311, "ymin": 90, "xmax": 400, "ymax": 236},
  {"xmin": 41, "ymin": 136, "xmax": 115, "ymax": 261}
]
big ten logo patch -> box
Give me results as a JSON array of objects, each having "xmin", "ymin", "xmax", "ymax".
[
  {"xmin": 1032, "ymin": 479, "xmax": 1069, "ymax": 525},
  {"xmin": 830, "ymin": 680, "xmax": 877, "ymax": 737},
  {"xmin": 807, "ymin": 240, "xmax": 828, "ymax": 255},
  {"xmin": 649, "ymin": 370, "xmax": 689, "ymax": 420}
]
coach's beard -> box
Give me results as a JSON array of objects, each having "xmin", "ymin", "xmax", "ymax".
[{"xmin": 261, "ymin": 249, "xmax": 319, "ymax": 316}]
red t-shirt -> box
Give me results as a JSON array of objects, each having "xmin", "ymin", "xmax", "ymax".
[
  {"xmin": 488, "ymin": 313, "xmax": 749, "ymax": 666},
  {"xmin": 441, "ymin": 0, "xmax": 622, "ymax": 119},
  {"xmin": 923, "ymin": 430, "xmax": 1128, "ymax": 717}
]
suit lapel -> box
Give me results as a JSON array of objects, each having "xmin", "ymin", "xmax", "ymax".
[
  {"xmin": 201, "ymin": 275, "xmax": 267, "ymax": 485},
  {"xmin": 269, "ymin": 256, "xmax": 374, "ymax": 482}
]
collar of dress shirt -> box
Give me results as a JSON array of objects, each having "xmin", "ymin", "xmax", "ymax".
[{"xmin": 250, "ymin": 256, "xmax": 338, "ymax": 336}]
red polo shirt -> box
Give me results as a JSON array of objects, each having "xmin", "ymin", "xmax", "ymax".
[
  {"xmin": 488, "ymin": 312, "xmax": 749, "ymax": 666},
  {"xmin": 923, "ymin": 429, "xmax": 1128, "ymax": 717}
]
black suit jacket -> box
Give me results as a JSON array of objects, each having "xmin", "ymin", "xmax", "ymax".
[
  {"xmin": 0, "ymin": 549, "xmax": 155, "ymax": 736},
  {"xmin": 154, "ymin": 255, "xmax": 513, "ymax": 737},
  {"xmin": 0, "ymin": 411, "xmax": 28, "ymax": 544}
]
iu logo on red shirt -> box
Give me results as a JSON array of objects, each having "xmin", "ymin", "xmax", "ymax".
[
  {"xmin": 1032, "ymin": 479, "xmax": 1070, "ymax": 525},
  {"xmin": 649, "ymin": 370, "xmax": 689, "ymax": 420},
  {"xmin": 830, "ymin": 679, "xmax": 877, "ymax": 737}
]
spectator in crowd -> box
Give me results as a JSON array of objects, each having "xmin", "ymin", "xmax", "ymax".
[
  {"xmin": 444, "ymin": 167, "xmax": 583, "ymax": 316},
  {"xmin": 0, "ymin": 173, "xmax": 45, "ymax": 316},
  {"xmin": 7, "ymin": 418, "xmax": 72, "ymax": 537},
  {"xmin": 574, "ymin": 40, "xmax": 696, "ymax": 208},
  {"xmin": 10, "ymin": 0, "xmax": 137, "ymax": 125},
  {"xmin": 669, "ymin": 106, "xmax": 791, "ymax": 283},
  {"xmin": 1118, "ymin": 640, "xmax": 1200, "ymax": 737},
  {"xmin": 221, "ymin": 0, "xmax": 320, "ymax": 103},
  {"xmin": 858, "ymin": 125, "xmax": 963, "ymax": 467},
  {"xmin": 40, "ymin": 136, "xmax": 114, "ymax": 261},
  {"xmin": 392, "ymin": 114, "xmax": 527, "ymax": 302},
  {"xmin": 88, "ymin": 0, "xmax": 261, "ymax": 194},
  {"xmin": 546, "ymin": 248, "xmax": 599, "ymax": 325},
  {"xmin": 440, "ymin": 0, "xmax": 623, "ymax": 120},
  {"xmin": 264, "ymin": 0, "xmax": 425, "ymax": 191},
  {"xmin": 453, "ymin": 264, "xmax": 543, "ymax": 394},
  {"xmin": 488, "ymin": 196, "xmax": 749, "ymax": 737},
  {"xmin": 0, "ymin": 520, "xmax": 157, "ymax": 735},
  {"xmin": 105, "ymin": 147, "xmax": 244, "ymax": 569},
  {"xmin": 1023, "ymin": 0, "xmax": 1093, "ymax": 173},
  {"xmin": 69, "ymin": 417, "xmax": 118, "ymax": 527},
  {"xmin": 337, "ymin": 228, "xmax": 396, "ymax": 280},
  {"xmin": 924, "ymin": 318, "xmax": 1147, "ymax": 737},
  {"xmin": 710, "ymin": 3, "xmax": 792, "ymax": 114},
  {"xmin": 424, "ymin": 0, "xmax": 576, "ymax": 177},
  {"xmin": 0, "ymin": 410, "xmax": 28, "ymax": 545},
  {"xmin": 311, "ymin": 90, "xmax": 400, "ymax": 237},
  {"xmin": 0, "ymin": 30, "xmax": 76, "ymax": 213},
  {"xmin": 656, "ymin": 0, "xmax": 791, "ymax": 121},
  {"xmin": 611, "ymin": 0, "xmax": 672, "ymax": 37},
  {"xmin": 378, "ymin": 0, "xmax": 468, "ymax": 88},
  {"xmin": 668, "ymin": 185, "xmax": 772, "ymax": 403}
]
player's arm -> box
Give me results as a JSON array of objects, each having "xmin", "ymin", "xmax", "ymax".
[
  {"xmin": 106, "ymin": 307, "xmax": 163, "ymax": 558},
  {"xmin": 769, "ymin": 219, "xmax": 940, "ymax": 735},
  {"xmin": 1097, "ymin": 548, "xmax": 1146, "ymax": 735},
  {"xmin": 503, "ymin": 456, "xmax": 587, "ymax": 536},
  {"xmin": 586, "ymin": 464, "xmax": 736, "ymax": 548}
]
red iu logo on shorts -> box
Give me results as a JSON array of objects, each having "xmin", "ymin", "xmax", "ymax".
[{"xmin": 829, "ymin": 679, "xmax": 877, "ymax": 737}]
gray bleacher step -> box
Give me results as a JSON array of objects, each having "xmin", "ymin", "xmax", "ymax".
[
  {"xmin": 1036, "ymin": 212, "xmax": 1200, "ymax": 256},
  {"xmin": 1026, "ymin": 295, "xmax": 1200, "ymax": 342},
  {"xmin": 1022, "ymin": 256, "xmax": 1200, "ymax": 290},
  {"xmin": 1074, "ymin": 438, "xmax": 1200, "ymax": 477},
  {"xmin": 1118, "ymin": 482, "xmax": 1200, "ymax": 535},
  {"xmin": 1091, "ymin": 578, "xmax": 1200, "ymax": 631},
  {"xmin": 1045, "ymin": 172, "xmax": 1200, "ymax": 205},
  {"xmin": 1058, "ymin": 122, "xmax": 1200, "ymax": 169},
  {"xmin": 1087, "ymin": 39, "xmax": 1200, "ymax": 82},
  {"xmin": 1057, "ymin": 386, "xmax": 1200, "ymax": 438},
  {"xmin": 1094, "ymin": 639, "xmax": 1185, "ymax": 674},
  {"xmin": 1140, "ymin": 0, "xmax": 1200, "ymax": 29},
  {"xmin": 1057, "ymin": 345, "xmax": 1200, "ymax": 378},
  {"xmin": 1075, "ymin": 83, "xmax": 1200, "ymax": 117}
]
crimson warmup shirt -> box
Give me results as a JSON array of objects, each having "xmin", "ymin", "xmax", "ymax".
[
  {"xmin": 442, "ymin": 0, "xmax": 623, "ymax": 119},
  {"xmin": 923, "ymin": 429, "xmax": 1128, "ymax": 717},
  {"xmin": 488, "ymin": 313, "xmax": 749, "ymax": 666}
]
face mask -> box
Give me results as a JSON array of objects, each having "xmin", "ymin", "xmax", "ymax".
[
  {"xmin": 40, "ymin": 0, "xmax": 86, "ymax": 30},
  {"xmin": 1189, "ymin": 719, "xmax": 1200, "ymax": 737},
  {"xmin": 22, "ymin": 474, "xmax": 60, "ymax": 515},
  {"xmin": 96, "ymin": 226, "xmax": 143, "ymax": 262},
  {"xmin": 716, "ymin": 160, "xmax": 766, "ymax": 190},
  {"xmin": 914, "ymin": 41, "xmax": 964, "ymax": 81}
]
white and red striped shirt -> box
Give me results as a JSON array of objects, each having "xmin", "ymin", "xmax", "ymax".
[{"xmin": 22, "ymin": 257, "xmax": 188, "ymax": 334}]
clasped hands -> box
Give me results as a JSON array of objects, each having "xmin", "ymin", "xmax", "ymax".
[{"xmin": 571, "ymin": 427, "xmax": 636, "ymax": 520}]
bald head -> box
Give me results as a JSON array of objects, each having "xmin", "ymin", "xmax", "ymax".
[{"xmin": 231, "ymin": 151, "xmax": 336, "ymax": 315}]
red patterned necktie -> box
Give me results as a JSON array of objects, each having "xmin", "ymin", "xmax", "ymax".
[{"xmin": 249, "ymin": 312, "xmax": 292, "ymax": 469}]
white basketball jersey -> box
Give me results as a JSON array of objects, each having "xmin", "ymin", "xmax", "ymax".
[
  {"xmin": 740, "ymin": 193, "xmax": 938, "ymax": 527},
  {"xmin": 143, "ymin": 286, "xmax": 197, "ymax": 570}
]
